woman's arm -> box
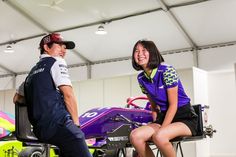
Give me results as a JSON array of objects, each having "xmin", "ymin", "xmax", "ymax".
[
  {"xmin": 161, "ymin": 86, "xmax": 178, "ymax": 127},
  {"xmin": 147, "ymin": 94, "xmax": 158, "ymax": 122}
]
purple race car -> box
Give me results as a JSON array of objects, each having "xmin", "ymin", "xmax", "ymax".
[
  {"xmin": 79, "ymin": 96, "xmax": 216, "ymax": 157},
  {"xmin": 79, "ymin": 96, "xmax": 152, "ymax": 157}
]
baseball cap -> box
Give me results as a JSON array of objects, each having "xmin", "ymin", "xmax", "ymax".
[{"xmin": 39, "ymin": 33, "xmax": 75, "ymax": 49}]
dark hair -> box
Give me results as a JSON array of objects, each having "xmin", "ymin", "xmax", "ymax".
[
  {"xmin": 132, "ymin": 40, "xmax": 164, "ymax": 71},
  {"xmin": 40, "ymin": 42, "xmax": 54, "ymax": 54}
]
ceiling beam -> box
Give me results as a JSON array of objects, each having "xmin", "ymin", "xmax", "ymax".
[
  {"xmin": 0, "ymin": 64, "xmax": 16, "ymax": 75},
  {"xmin": 87, "ymin": 64, "xmax": 91, "ymax": 79},
  {"xmin": 0, "ymin": 34, "xmax": 47, "ymax": 46},
  {"xmin": 47, "ymin": 1, "xmax": 211, "ymax": 34},
  {"xmin": 157, "ymin": 0, "xmax": 199, "ymax": 67},
  {"xmin": 158, "ymin": 0, "xmax": 198, "ymax": 49},
  {"xmin": 2, "ymin": 39, "xmax": 236, "ymax": 78},
  {"xmin": 169, "ymin": 0, "xmax": 211, "ymax": 8},
  {"xmin": 72, "ymin": 49, "xmax": 93, "ymax": 79},
  {"xmin": 72, "ymin": 50, "xmax": 92, "ymax": 64},
  {"xmin": 1, "ymin": 0, "xmax": 210, "ymax": 47},
  {"xmin": 68, "ymin": 40, "xmax": 236, "ymax": 67},
  {"xmin": 0, "ymin": 0, "xmax": 213, "ymax": 73},
  {"xmin": 4, "ymin": 0, "xmax": 50, "ymax": 32},
  {"xmin": 192, "ymin": 50, "xmax": 199, "ymax": 67}
]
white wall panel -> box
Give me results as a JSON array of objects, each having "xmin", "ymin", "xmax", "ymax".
[
  {"xmin": 15, "ymin": 74, "xmax": 27, "ymax": 89},
  {"xmin": 199, "ymin": 45, "xmax": 236, "ymax": 71},
  {"xmin": 163, "ymin": 52, "xmax": 194, "ymax": 70},
  {"xmin": 0, "ymin": 89, "xmax": 15, "ymax": 113},
  {"xmin": 193, "ymin": 67, "xmax": 209, "ymax": 105},
  {"xmin": 0, "ymin": 91, "xmax": 4, "ymax": 111},
  {"xmin": 130, "ymin": 75, "xmax": 143, "ymax": 96},
  {"xmin": 104, "ymin": 76, "xmax": 130, "ymax": 108},
  {"xmin": 73, "ymin": 80, "xmax": 104, "ymax": 115},
  {"xmin": 177, "ymin": 68, "xmax": 194, "ymax": 102},
  {"xmin": 0, "ymin": 76, "xmax": 14, "ymax": 90},
  {"xmin": 69, "ymin": 66, "xmax": 88, "ymax": 82},
  {"xmin": 192, "ymin": 68, "xmax": 210, "ymax": 157},
  {"xmin": 1, "ymin": 66, "xmax": 235, "ymax": 157},
  {"xmin": 235, "ymin": 63, "xmax": 236, "ymax": 81},
  {"xmin": 91, "ymin": 60, "xmax": 137, "ymax": 79},
  {"xmin": 208, "ymin": 71, "xmax": 236, "ymax": 156}
]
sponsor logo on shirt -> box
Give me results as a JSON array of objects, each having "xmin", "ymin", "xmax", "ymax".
[
  {"xmin": 59, "ymin": 64, "xmax": 67, "ymax": 68},
  {"xmin": 159, "ymin": 85, "xmax": 164, "ymax": 89},
  {"xmin": 33, "ymin": 68, "xmax": 44, "ymax": 74}
]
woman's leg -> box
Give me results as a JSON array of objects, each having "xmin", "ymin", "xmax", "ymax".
[
  {"xmin": 152, "ymin": 122, "xmax": 191, "ymax": 157},
  {"xmin": 130, "ymin": 123, "xmax": 160, "ymax": 157}
]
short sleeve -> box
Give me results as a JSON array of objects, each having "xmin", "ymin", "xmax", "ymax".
[
  {"xmin": 16, "ymin": 82, "xmax": 25, "ymax": 96},
  {"xmin": 163, "ymin": 66, "xmax": 178, "ymax": 88},
  {"xmin": 51, "ymin": 58, "xmax": 72, "ymax": 87}
]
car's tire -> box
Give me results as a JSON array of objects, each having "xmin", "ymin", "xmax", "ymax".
[
  {"xmin": 117, "ymin": 149, "xmax": 125, "ymax": 157},
  {"xmin": 92, "ymin": 149, "xmax": 104, "ymax": 157},
  {"xmin": 18, "ymin": 147, "xmax": 43, "ymax": 157},
  {"xmin": 104, "ymin": 148, "xmax": 125, "ymax": 157},
  {"xmin": 122, "ymin": 148, "xmax": 138, "ymax": 157}
]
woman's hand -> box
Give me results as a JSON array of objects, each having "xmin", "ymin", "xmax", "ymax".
[{"xmin": 151, "ymin": 111, "xmax": 157, "ymax": 122}]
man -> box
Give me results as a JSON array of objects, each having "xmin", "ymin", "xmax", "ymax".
[{"xmin": 13, "ymin": 33, "xmax": 92, "ymax": 157}]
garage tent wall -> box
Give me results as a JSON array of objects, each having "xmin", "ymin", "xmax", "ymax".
[
  {"xmin": 1, "ymin": 67, "xmax": 236, "ymax": 156},
  {"xmin": 1, "ymin": 0, "xmax": 236, "ymax": 156},
  {"xmin": 0, "ymin": 43, "xmax": 235, "ymax": 90}
]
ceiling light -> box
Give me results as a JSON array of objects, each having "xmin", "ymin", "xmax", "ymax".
[
  {"xmin": 4, "ymin": 45, "xmax": 14, "ymax": 53},
  {"xmin": 95, "ymin": 25, "xmax": 107, "ymax": 35}
]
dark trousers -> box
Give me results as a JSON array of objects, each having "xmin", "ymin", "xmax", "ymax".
[{"xmin": 46, "ymin": 119, "xmax": 92, "ymax": 157}]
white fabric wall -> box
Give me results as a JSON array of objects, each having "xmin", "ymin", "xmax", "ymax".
[
  {"xmin": 1, "ymin": 67, "xmax": 236, "ymax": 156},
  {"xmin": 0, "ymin": 76, "xmax": 14, "ymax": 90},
  {"xmin": 0, "ymin": 89, "xmax": 15, "ymax": 113},
  {"xmin": 199, "ymin": 45, "xmax": 236, "ymax": 71},
  {"xmin": 7, "ymin": 44, "xmax": 236, "ymax": 89},
  {"xmin": 208, "ymin": 71, "xmax": 236, "ymax": 157},
  {"xmin": 192, "ymin": 67, "xmax": 210, "ymax": 157},
  {"xmin": 92, "ymin": 60, "xmax": 136, "ymax": 79},
  {"xmin": 1, "ymin": 45, "xmax": 236, "ymax": 156},
  {"xmin": 163, "ymin": 52, "xmax": 195, "ymax": 69},
  {"xmin": 69, "ymin": 66, "xmax": 88, "ymax": 82},
  {"xmin": 235, "ymin": 63, "xmax": 236, "ymax": 81},
  {"xmin": 73, "ymin": 75, "xmax": 144, "ymax": 115}
]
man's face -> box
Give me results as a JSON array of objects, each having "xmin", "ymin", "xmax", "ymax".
[{"xmin": 45, "ymin": 43, "xmax": 66, "ymax": 58}]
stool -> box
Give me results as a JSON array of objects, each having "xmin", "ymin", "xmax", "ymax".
[
  {"xmin": 15, "ymin": 102, "xmax": 51, "ymax": 157},
  {"xmin": 157, "ymin": 104, "xmax": 205, "ymax": 157}
]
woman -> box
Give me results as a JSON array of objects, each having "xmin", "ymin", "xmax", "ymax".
[{"xmin": 130, "ymin": 40, "xmax": 198, "ymax": 157}]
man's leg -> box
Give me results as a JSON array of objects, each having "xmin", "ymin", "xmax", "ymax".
[{"xmin": 48, "ymin": 121, "xmax": 92, "ymax": 157}]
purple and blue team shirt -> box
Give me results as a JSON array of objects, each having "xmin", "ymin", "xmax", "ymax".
[{"xmin": 137, "ymin": 63, "xmax": 190, "ymax": 111}]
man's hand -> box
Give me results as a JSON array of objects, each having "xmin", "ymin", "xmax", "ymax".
[{"xmin": 13, "ymin": 93, "xmax": 25, "ymax": 104}]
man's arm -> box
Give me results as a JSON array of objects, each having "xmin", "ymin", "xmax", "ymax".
[
  {"xmin": 13, "ymin": 93, "xmax": 25, "ymax": 104},
  {"xmin": 13, "ymin": 82, "xmax": 25, "ymax": 104},
  {"xmin": 59, "ymin": 85, "xmax": 79, "ymax": 126}
]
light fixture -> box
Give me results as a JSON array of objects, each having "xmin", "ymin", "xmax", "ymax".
[
  {"xmin": 4, "ymin": 45, "xmax": 14, "ymax": 53},
  {"xmin": 95, "ymin": 24, "xmax": 107, "ymax": 35}
]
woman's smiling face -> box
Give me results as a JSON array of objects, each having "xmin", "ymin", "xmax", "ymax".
[{"xmin": 134, "ymin": 43, "xmax": 150, "ymax": 69}]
